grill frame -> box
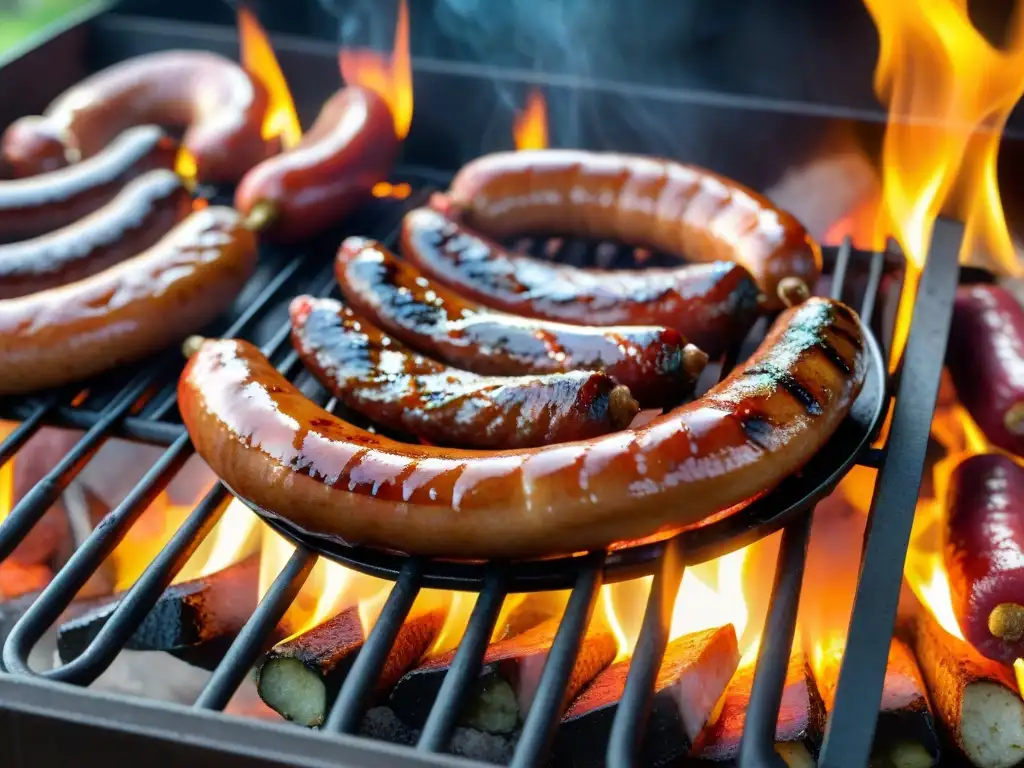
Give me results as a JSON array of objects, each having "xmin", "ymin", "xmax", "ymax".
[{"xmin": 0, "ymin": 7, "xmax": 959, "ymax": 768}]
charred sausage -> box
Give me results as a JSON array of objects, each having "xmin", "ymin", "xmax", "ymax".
[
  {"xmin": 179, "ymin": 297, "xmax": 867, "ymax": 559},
  {"xmin": 0, "ymin": 206, "xmax": 256, "ymax": 395},
  {"xmin": 0, "ymin": 125, "xmax": 176, "ymax": 243},
  {"xmin": 235, "ymin": 86, "xmax": 399, "ymax": 241},
  {"xmin": 440, "ymin": 150, "xmax": 822, "ymax": 309},
  {"xmin": 337, "ymin": 237, "xmax": 706, "ymax": 409},
  {"xmin": 947, "ymin": 284, "xmax": 1024, "ymax": 457},
  {"xmin": 945, "ymin": 453, "xmax": 1024, "ymax": 664},
  {"xmin": 2, "ymin": 51, "xmax": 270, "ymax": 184},
  {"xmin": 290, "ymin": 295, "xmax": 639, "ymax": 448},
  {"xmin": 0, "ymin": 169, "xmax": 192, "ymax": 299},
  {"xmin": 401, "ymin": 206, "xmax": 762, "ymax": 359}
]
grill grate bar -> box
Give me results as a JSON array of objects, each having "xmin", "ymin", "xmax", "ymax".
[
  {"xmin": 0, "ymin": 393, "xmax": 64, "ymax": 463},
  {"xmin": 41, "ymin": 410, "xmax": 187, "ymax": 446}
]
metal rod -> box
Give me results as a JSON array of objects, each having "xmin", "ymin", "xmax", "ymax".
[
  {"xmin": 606, "ymin": 539, "xmax": 685, "ymax": 767},
  {"xmin": 859, "ymin": 249, "xmax": 886, "ymax": 326},
  {"xmin": 511, "ymin": 553, "xmax": 605, "ymax": 768},
  {"xmin": 0, "ymin": 393, "xmax": 62, "ymax": 467},
  {"xmin": 44, "ymin": 410, "xmax": 186, "ymax": 446},
  {"xmin": 417, "ymin": 566, "xmax": 508, "ymax": 752},
  {"xmin": 830, "ymin": 236, "xmax": 853, "ymax": 300},
  {"xmin": 323, "ymin": 558, "xmax": 424, "ymax": 734},
  {"xmin": 195, "ymin": 547, "xmax": 318, "ymax": 711},
  {"xmin": 819, "ymin": 225, "xmax": 962, "ymax": 768}
]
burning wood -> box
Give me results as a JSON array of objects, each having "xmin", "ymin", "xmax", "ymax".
[
  {"xmin": 690, "ymin": 648, "xmax": 825, "ymax": 766},
  {"xmin": 550, "ymin": 625, "xmax": 739, "ymax": 767},
  {"xmin": 388, "ymin": 617, "xmax": 616, "ymax": 733},
  {"xmin": 256, "ymin": 606, "xmax": 445, "ymax": 727},
  {"xmin": 56, "ymin": 553, "xmax": 260, "ymax": 668}
]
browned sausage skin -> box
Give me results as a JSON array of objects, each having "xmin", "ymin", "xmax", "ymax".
[
  {"xmin": 2, "ymin": 51, "xmax": 270, "ymax": 184},
  {"xmin": 290, "ymin": 295, "xmax": 638, "ymax": 448},
  {"xmin": 0, "ymin": 169, "xmax": 192, "ymax": 299},
  {"xmin": 0, "ymin": 125, "xmax": 177, "ymax": 243},
  {"xmin": 337, "ymin": 237, "xmax": 706, "ymax": 409},
  {"xmin": 401, "ymin": 206, "xmax": 761, "ymax": 359},
  {"xmin": 0, "ymin": 206, "xmax": 256, "ymax": 395},
  {"xmin": 442, "ymin": 150, "xmax": 821, "ymax": 309},
  {"xmin": 235, "ymin": 87, "xmax": 399, "ymax": 242},
  {"xmin": 179, "ymin": 297, "xmax": 866, "ymax": 559}
]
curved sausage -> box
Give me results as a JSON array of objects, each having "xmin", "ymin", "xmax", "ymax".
[
  {"xmin": 2, "ymin": 51, "xmax": 270, "ymax": 184},
  {"xmin": 401, "ymin": 206, "xmax": 761, "ymax": 359},
  {"xmin": 441, "ymin": 150, "xmax": 821, "ymax": 309},
  {"xmin": 290, "ymin": 295, "xmax": 639, "ymax": 448},
  {"xmin": 179, "ymin": 296, "xmax": 867, "ymax": 559},
  {"xmin": 235, "ymin": 86, "xmax": 398, "ymax": 242},
  {"xmin": 0, "ymin": 169, "xmax": 192, "ymax": 299},
  {"xmin": 337, "ymin": 237, "xmax": 707, "ymax": 409},
  {"xmin": 0, "ymin": 206, "xmax": 256, "ymax": 395},
  {"xmin": 0, "ymin": 125, "xmax": 176, "ymax": 243}
]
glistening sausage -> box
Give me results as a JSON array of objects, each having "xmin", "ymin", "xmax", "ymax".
[
  {"xmin": 235, "ymin": 86, "xmax": 399, "ymax": 241},
  {"xmin": 179, "ymin": 297, "xmax": 867, "ymax": 559},
  {"xmin": 2, "ymin": 51, "xmax": 270, "ymax": 184},
  {"xmin": 0, "ymin": 125, "xmax": 176, "ymax": 242},
  {"xmin": 0, "ymin": 169, "xmax": 192, "ymax": 299},
  {"xmin": 0, "ymin": 206, "xmax": 256, "ymax": 394},
  {"xmin": 337, "ymin": 237, "xmax": 706, "ymax": 409},
  {"xmin": 401, "ymin": 206, "xmax": 761, "ymax": 359},
  {"xmin": 441, "ymin": 150, "xmax": 822, "ymax": 309},
  {"xmin": 290, "ymin": 296, "xmax": 639, "ymax": 448}
]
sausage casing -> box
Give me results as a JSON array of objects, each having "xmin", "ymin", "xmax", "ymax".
[
  {"xmin": 180, "ymin": 297, "xmax": 867, "ymax": 559},
  {"xmin": 235, "ymin": 86, "xmax": 399, "ymax": 242},
  {"xmin": 2, "ymin": 51, "xmax": 270, "ymax": 184},
  {"xmin": 0, "ymin": 206, "xmax": 257, "ymax": 394},
  {"xmin": 0, "ymin": 169, "xmax": 192, "ymax": 299},
  {"xmin": 0, "ymin": 125, "xmax": 176, "ymax": 243},
  {"xmin": 337, "ymin": 237, "xmax": 706, "ymax": 409},
  {"xmin": 442, "ymin": 150, "xmax": 821, "ymax": 309},
  {"xmin": 401, "ymin": 206, "xmax": 761, "ymax": 359},
  {"xmin": 290, "ymin": 296, "xmax": 639, "ymax": 448}
]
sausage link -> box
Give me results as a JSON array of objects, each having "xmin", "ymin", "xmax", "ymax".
[
  {"xmin": 0, "ymin": 125, "xmax": 176, "ymax": 243},
  {"xmin": 179, "ymin": 297, "xmax": 867, "ymax": 559},
  {"xmin": 290, "ymin": 296, "xmax": 639, "ymax": 448},
  {"xmin": 0, "ymin": 206, "xmax": 256, "ymax": 394},
  {"xmin": 2, "ymin": 51, "xmax": 270, "ymax": 184},
  {"xmin": 0, "ymin": 169, "xmax": 192, "ymax": 299},
  {"xmin": 235, "ymin": 86, "xmax": 398, "ymax": 242},
  {"xmin": 443, "ymin": 150, "xmax": 821, "ymax": 309},
  {"xmin": 337, "ymin": 237, "xmax": 706, "ymax": 409},
  {"xmin": 401, "ymin": 206, "xmax": 761, "ymax": 359}
]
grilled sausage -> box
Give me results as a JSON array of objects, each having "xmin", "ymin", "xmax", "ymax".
[
  {"xmin": 179, "ymin": 297, "xmax": 867, "ymax": 559},
  {"xmin": 2, "ymin": 51, "xmax": 270, "ymax": 184},
  {"xmin": 440, "ymin": 150, "xmax": 822, "ymax": 310},
  {"xmin": 337, "ymin": 238, "xmax": 706, "ymax": 409},
  {"xmin": 0, "ymin": 169, "xmax": 192, "ymax": 299},
  {"xmin": 0, "ymin": 125, "xmax": 176, "ymax": 243},
  {"xmin": 0, "ymin": 206, "xmax": 256, "ymax": 395},
  {"xmin": 290, "ymin": 295, "xmax": 639, "ymax": 448},
  {"xmin": 402, "ymin": 206, "xmax": 761, "ymax": 359},
  {"xmin": 235, "ymin": 86, "xmax": 399, "ymax": 242}
]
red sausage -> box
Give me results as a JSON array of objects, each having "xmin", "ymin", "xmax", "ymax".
[
  {"xmin": 337, "ymin": 237, "xmax": 707, "ymax": 409},
  {"xmin": 443, "ymin": 150, "xmax": 821, "ymax": 309},
  {"xmin": 0, "ymin": 206, "xmax": 257, "ymax": 395},
  {"xmin": 179, "ymin": 297, "xmax": 866, "ymax": 559},
  {"xmin": 290, "ymin": 296, "xmax": 639, "ymax": 448},
  {"xmin": 401, "ymin": 206, "xmax": 761, "ymax": 359},
  {"xmin": 947, "ymin": 284, "xmax": 1024, "ymax": 457},
  {"xmin": 234, "ymin": 86, "xmax": 398, "ymax": 241},
  {"xmin": 2, "ymin": 51, "xmax": 270, "ymax": 184},
  {"xmin": 0, "ymin": 125, "xmax": 176, "ymax": 242},
  {"xmin": 0, "ymin": 169, "xmax": 192, "ymax": 299},
  {"xmin": 945, "ymin": 453, "xmax": 1024, "ymax": 664}
]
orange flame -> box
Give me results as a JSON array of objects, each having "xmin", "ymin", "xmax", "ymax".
[
  {"xmin": 863, "ymin": 0, "xmax": 1024, "ymax": 370},
  {"xmin": 174, "ymin": 147, "xmax": 198, "ymax": 186},
  {"xmin": 371, "ymin": 181, "xmax": 412, "ymax": 200},
  {"xmin": 339, "ymin": 0, "xmax": 412, "ymax": 140},
  {"xmin": 513, "ymin": 89, "xmax": 549, "ymax": 151},
  {"xmin": 238, "ymin": 6, "xmax": 302, "ymax": 149}
]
